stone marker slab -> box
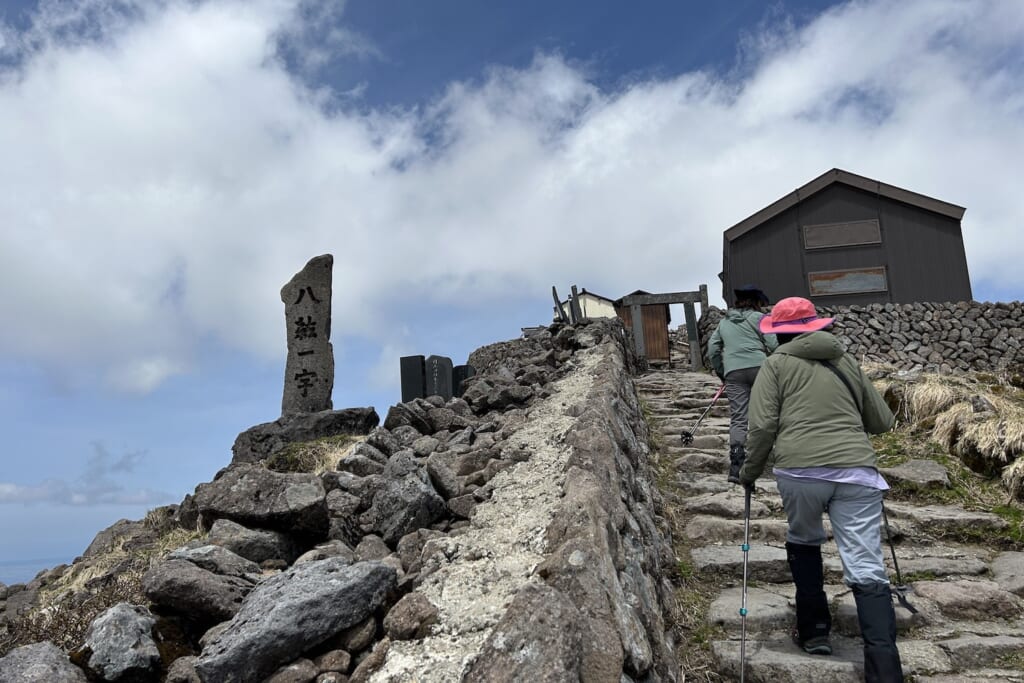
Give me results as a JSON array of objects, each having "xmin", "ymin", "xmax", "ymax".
[
  {"xmin": 451, "ymin": 364, "xmax": 476, "ymax": 398},
  {"xmin": 281, "ymin": 254, "xmax": 334, "ymax": 415},
  {"xmin": 400, "ymin": 355, "xmax": 426, "ymax": 402},
  {"xmin": 424, "ymin": 355, "xmax": 453, "ymax": 400}
]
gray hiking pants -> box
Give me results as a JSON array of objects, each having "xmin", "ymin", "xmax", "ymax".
[
  {"xmin": 724, "ymin": 366, "xmax": 760, "ymax": 448},
  {"xmin": 776, "ymin": 476, "xmax": 889, "ymax": 586}
]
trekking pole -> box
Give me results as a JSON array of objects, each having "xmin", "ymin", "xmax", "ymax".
[
  {"xmin": 680, "ymin": 384, "xmax": 726, "ymax": 445},
  {"xmin": 739, "ymin": 485, "xmax": 752, "ymax": 683},
  {"xmin": 882, "ymin": 503, "xmax": 918, "ymax": 614}
]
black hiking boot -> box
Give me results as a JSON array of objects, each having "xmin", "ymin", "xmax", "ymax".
[
  {"xmin": 853, "ymin": 582, "xmax": 905, "ymax": 682},
  {"xmin": 727, "ymin": 444, "xmax": 745, "ymax": 484},
  {"xmin": 787, "ymin": 542, "xmax": 832, "ymax": 654}
]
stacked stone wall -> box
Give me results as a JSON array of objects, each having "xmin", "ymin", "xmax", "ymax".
[{"xmin": 698, "ymin": 301, "xmax": 1024, "ymax": 373}]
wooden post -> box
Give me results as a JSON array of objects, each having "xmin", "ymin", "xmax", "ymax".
[
  {"xmin": 631, "ymin": 304, "xmax": 645, "ymax": 358},
  {"xmin": 699, "ymin": 283, "xmax": 709, "ymax": 313},
  {"xmin": 684, "ymin": 302, "xmax": 703, "ymax": 370},
  {"xmin": 570, "ymin": 285, "xmax": 584, "ymax": 322},
  {"xmin": 552, "ymin": 286, "xmax": 569, "ymax": 323}
]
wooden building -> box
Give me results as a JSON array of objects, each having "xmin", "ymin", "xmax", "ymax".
[
  {"xmin": 721, "ymin": 169, "xmax": 972, "ymax": 307},
  {"xmin": 553, "ymin": 288, "xmax": 618, "ymax": 321},
  {"xmin": 614, "ymin": 290, "xmax": 672, "ymax": 362}
]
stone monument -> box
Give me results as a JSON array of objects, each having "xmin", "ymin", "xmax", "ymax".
[
  {"xmin": 425, "ymin": 355, "xmax": 454, "ymax": 400},
  {"xmin": 281, "ymin": 254, "xmax": 334, "ymax": 415}
]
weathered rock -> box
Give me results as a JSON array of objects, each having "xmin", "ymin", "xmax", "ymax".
[
  {"xmin": 313, "ymin": 649, "xmax": 351, "ymax": 673},
  {"xmin": 83, "ymin": 603, "xmax": 161, "ymax": 682},
  {"xmin": 166, "ymin": 544, "xmax": 261, "ymax": 579},
  {"xmin": 365, "ymin": 427, "xmax": 400, "ymax": 457},
  {"xmin": 265, "ymin": 658, "xmax": 318, "ymax": 683},
  {"xmin": 329, "ymin": 616, "xmax": 377, "ymax": 653},
  {"xmin": 336, "ymin": 454, "xmax": 385, "ymax": 477},
  {"xmin": 194, "ymin": 464, "xmax": 328, "ymax": 538},
  {"xmin": 349, "ymin": 441, "xmax": 388, "ymax": 464},
  {"xmin": 195, "ymin": 560, "xmax": 396, "ymax": 683},
  {"xmin": 294, "ymin": 540, "xmax": 356, "ymax": 566},
  {"xmin": 363, "ymin": 474, "xmax": 446, "ymax": 546},
  {"xmin": 447, "ymin": 494, "xmax": 477, "ymax": 519},
  {"xmin": 395, "ymin": 529, "xmax": 444, "ymax": 574},
  {"xmin": 354, "ymin": 535, "xmax": 391, "ymax": 562},
  {"xmin": 383, "ymin": 592, "xmax": 438, "ymax": 640},
  {"xmin": 165, "ymin": 655, "xmax": 201, "ymax": 683},
  {"xmin": 424, "ymin": 455, "xmax": 460, "ymax": 500},
  {"xmin": 143, "ymin": 559, "xmax": 254, "ymax": 623},
  {"xmin": 991, "ymin": 551, "xmax": 1024, "ymax": 596},
  {"xmin": 207, "ymin": 518, "xmax": 299, "ymax": 564},
  {"xmin": 232, "ymin": 408, "xmax": 379, "ymax": 464},
  {"xmin": 82, "ymin": 519, "xmax": 155, "ymax": 559},
  {"xmin": 0, "ymin": 641, "xmax": 88, "ymax": 682},
  {"xmin": 383, "ymin": 403, "xmax": 431, "ymax": 434},
  {"xmin": 348, "ymin": 637, "xmax": 390, "ymax": 683},
  {"xmin": 463, "ymin": 583, "xmax": 583, "ymax": 682},
  {"xmin": 411, "ymin": 435, "xmax": 440, "ymax": 458},
  {"xmin": 382, "ymin": 450, "xmax": 421, "ymax": 479}
]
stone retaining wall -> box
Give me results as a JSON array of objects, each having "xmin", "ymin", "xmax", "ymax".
[{"xmin": 698, "ymin": 301, "xmax": 1024, "ymax": 373}]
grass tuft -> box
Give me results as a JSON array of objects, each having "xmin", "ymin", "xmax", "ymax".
[{"xmin": 264, "ymin": 435, "xmax": 363, "ymax": 474}]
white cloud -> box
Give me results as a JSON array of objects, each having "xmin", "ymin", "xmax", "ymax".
[{"xmin": 1, "ymin": 0, "xmax": 1022, "ymax": 393}]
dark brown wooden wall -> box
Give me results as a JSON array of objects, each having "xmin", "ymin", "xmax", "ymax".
[
  {"xmin": 723, "ymin": 184, "xmax": 972, "ymax": 306},
  {"xmin": 616, "ymin": 305, "xmax": 671, "ymax": 361}
]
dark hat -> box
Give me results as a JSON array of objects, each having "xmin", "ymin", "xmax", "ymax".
[{"xmin": 733, "ymin": 284, "xmax": 769, "ymax": 305}]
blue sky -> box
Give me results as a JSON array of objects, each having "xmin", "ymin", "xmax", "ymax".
[{"xmin": 1, "ymin": 0, "xmax": 1023, "ymax": 581}]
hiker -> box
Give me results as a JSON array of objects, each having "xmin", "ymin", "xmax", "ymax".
[
  {"xmin": 738, "ymin": 296, "xmax": 904, "ymax": 682},
  {"xmin": 706, "ymin": 285, "xmax": 777, "ymax": 484}
]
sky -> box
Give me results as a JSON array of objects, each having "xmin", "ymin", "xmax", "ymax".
[{"xmin": 2, "ymin": 0, "xmax": 1023, "ymax": 581}]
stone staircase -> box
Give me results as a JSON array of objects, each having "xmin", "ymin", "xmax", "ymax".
[{"xmin": 637, "ymin": 346, "xmax": 1024, "ymax": 682}]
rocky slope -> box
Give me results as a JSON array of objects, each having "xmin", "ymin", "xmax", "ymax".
[{"xmin": 0, "ymin": 318, "xmax": 679, "ymax": 683}]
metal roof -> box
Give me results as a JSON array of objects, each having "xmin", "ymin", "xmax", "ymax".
[{"xmin": 723, "ymin": 168, "xmax": 967, "ymax": 243}]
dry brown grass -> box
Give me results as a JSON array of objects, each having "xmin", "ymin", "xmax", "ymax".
[
  {"xmin": 0, "ymin": 523, "xmax": 202, "ymax": 658},
  {"xmin": 264, "ymin": 435, "xmax": 364, "ymax": 474},
  {"xmin": 882, "ymin": 368, "xmax": 1024, "ymax": 482}
]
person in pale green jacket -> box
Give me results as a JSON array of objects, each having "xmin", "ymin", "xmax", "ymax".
[
  {"xmin": 706, "ymin": 285, "xmax": 777, "ymax": 483},
  {"xmin": 739, "ymin": 297, "xmax": 903, "ymax": 682}
]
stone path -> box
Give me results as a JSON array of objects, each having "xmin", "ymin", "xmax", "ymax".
[{"xmin": 637, "ymin": 350, "xmax": 1024, "ymax": 682}]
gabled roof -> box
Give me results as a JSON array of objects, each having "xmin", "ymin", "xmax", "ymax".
[
  {"xmin": 724, "ymin": 168, "xmax": 966, "ymax": 243},
  {"xmin": 578, "ymin": 288, "xmax": 617, "ymax": 305}
]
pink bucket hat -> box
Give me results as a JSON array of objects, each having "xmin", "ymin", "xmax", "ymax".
[{"xmin": 759, "ymin": 296, "xmax": 834, "ymax": 334}]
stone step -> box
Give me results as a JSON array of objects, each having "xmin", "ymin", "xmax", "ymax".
[
  {"xmin": 712, "ymin": 636, "xmax": 957, "ymax": 682},
  {"xmin": 708, "ymin": 586, "xmax": 924, "ymax": 636},
  {"xmin": 690, "ymin": 543, "xmax": 846, "ymax": 584}
]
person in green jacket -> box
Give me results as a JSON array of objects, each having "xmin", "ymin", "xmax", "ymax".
[
  {"xmin": 706, "ymin": 285, "xmax": 777, "ymax": 484},
  {"xmin": 738, "ymin": 297, "xmax": 903, "ymax": 683}
]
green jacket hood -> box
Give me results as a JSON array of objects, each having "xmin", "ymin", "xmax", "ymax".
[
  {"xmin": 773, "ymin": 331, "xmax": 844, "ymax": 361},
  {"xmin": 725, "ymin": 309, "xmax": 761, "ymax": 325}
]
